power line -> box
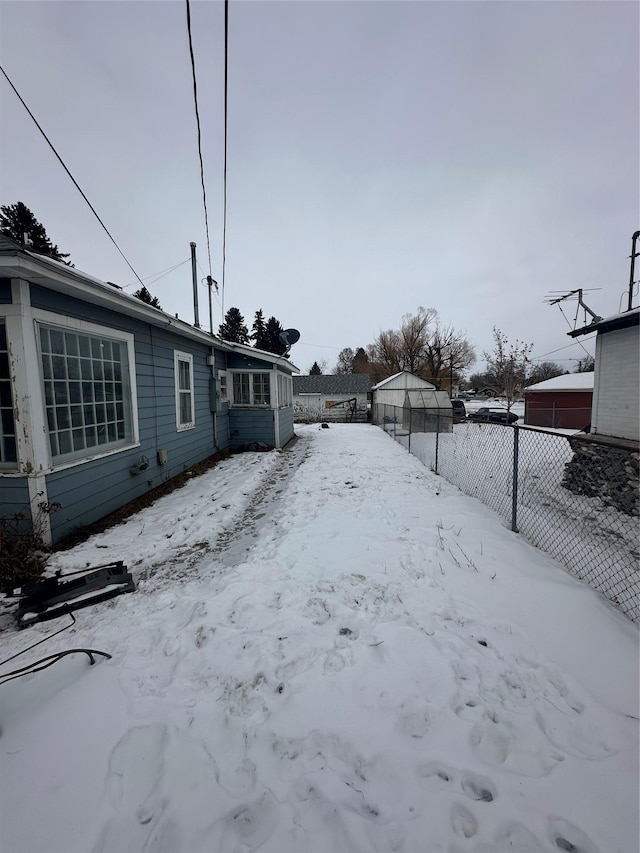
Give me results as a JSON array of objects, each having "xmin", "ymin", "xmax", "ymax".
[
  {"xmin": 530, "ymin": 337, "xmax": 596, "ymax": 361},
  {"xmin": 221, "ymin": 0, "xmax": 229, "ymax": 319},
  {"xmin": 0, "ymin": 63, "xmax": 145, "ymax": 288},
  {"xmin": 185, "ymin": 0, "xmax": 213, "ymax": 280}
]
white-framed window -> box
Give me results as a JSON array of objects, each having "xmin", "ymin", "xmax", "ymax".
[
  {"xmin": 175, "ymin": 351, "xmax": 195, "ymax": 430},
  {"xmin": 0, "ymin": 319, "xmax": 17, "ymax": 469},
  {"xmin": 231, "ymin": 371, "xmax": 271, "ymax": 406},
  {"xmin": 277, "ymin": 373, "xmax": 292, "ymax": 407},
  {"xmin": 218, "ymin": 370, "xmax": 228, "ymax": 401},
  {"xmin": 38, "ymin": 321, "xmax": 135, "ymax": 463}
]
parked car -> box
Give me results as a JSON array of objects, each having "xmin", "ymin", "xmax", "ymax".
[
  {"xmin": 467, "ymin": 407, "xmax": 519, "ymax": 424},
  {"xmin": 451, "ymin": 400, "xmax": 467, "ymax": 421}
]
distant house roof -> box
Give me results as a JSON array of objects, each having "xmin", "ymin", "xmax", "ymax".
[
  {"xmin": 568, "ymin": 307, "xmax": 639, "ymax": 338},
  {"xmin": 371, "ymin": 371, "xmax": 435, "ymax": 391},
  {"xmin": 293, "ymin": 374, "xmax": 371, "ymax": 394},
  {"xmin": 525, "ymin": 373, "xmax": 594, "ymax": 393}
]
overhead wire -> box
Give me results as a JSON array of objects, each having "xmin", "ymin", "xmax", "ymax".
[
  {"xmin": 221, "ymin": 0, "xmax": 229, "ymax": 319},
  {"xmin": 0, "ymin": 63, "xmax": 145, "ymax": 288},
  {"xmin": 121, "ymin": 258, "xmax": 191, "ymax": 291},
  {"xmin": 185, "ymin": 0, "xmax": 214, "ymax": 280}
]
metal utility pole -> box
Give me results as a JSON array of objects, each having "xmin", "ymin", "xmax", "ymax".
[
  {"xmin": 190, "ymin": 242, "xmax": 200, "ymax": 328},
  {"xmin": 628, "ymin": 230, "xmax": 639, "ymax": 312},
  {"xmin": 207, "ymin": 276, "xmax": 216, "ymax": 335}
]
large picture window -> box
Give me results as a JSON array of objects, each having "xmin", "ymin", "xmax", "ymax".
[
  {"xmin": 231, "ymin": 372, "xmax": 271, "ymax": 406},
  {"xmin": 0, "ymin": 320, "xmax": 17, "ymax": 468},
  {"xmin": 175, "ymin": 351, "xmax": 195, "ymax": 429},
  {"xmin": 39, "ymin": 323, "xmax": 134, "ymax": 462}
]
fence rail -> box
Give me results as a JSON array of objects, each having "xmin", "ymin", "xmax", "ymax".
[{"xmin": 375, "ymin": 404, "xmax": 639, "ymax": 622}]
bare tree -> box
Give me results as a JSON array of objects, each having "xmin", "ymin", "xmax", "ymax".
[
  {"xmin": 371, "ymin": 307, "xmax": 435, "ymax": 375},
  {"xmin": 424, "ymin": 321, "xmax": 475, "ymax": 388},
  {"xmin": 574, "ymin": 355, "xmax": 595, "ymax": 373},
  {"xmin": 483, "ymin": 328, "xmax": 533, "ymax": 411},
  {"xmin": 334, "ymin": 348, "xmax": 355, "ymax": 374},
  {"xmin": 526, "ymin": 361, "xmax": 564, "ymax": 385}
]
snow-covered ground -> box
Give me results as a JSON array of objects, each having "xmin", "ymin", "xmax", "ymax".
[
  {"xmin": 0, "ymin": 424, "xmax": 638, "ymax": 853},
  {"xmin": 385, "ymin": 406, "xmax": 638, "ymax": 621}
]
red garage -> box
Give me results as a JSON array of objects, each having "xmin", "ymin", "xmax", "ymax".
[{"xmin": 524, "ymin": 373, "xmax": 594, "ymax": 430}]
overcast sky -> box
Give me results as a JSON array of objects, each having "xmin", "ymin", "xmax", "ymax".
[{"xmin": 1, "ymin": 0, "xmax": 637, "ymax": 374}]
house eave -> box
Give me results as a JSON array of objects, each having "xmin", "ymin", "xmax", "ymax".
[
  {"xmin": 568, "ymin": 308, "xmax": 639, "ymax": 338},
  {"xmin": 0, "ymin": 251, "xmax": 299, "ymax": 371}
]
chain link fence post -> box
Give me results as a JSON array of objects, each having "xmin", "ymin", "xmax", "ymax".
[
  {"xmin": 511, "ymin": 425, "xmax": 519, "ymax": 532},
  {"xmin": 435, "ymin": 409, "xmax": 440, "ymax": 474}
]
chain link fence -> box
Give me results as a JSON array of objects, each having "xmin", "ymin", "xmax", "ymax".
[{"xmin": 375, "ymin": 404, "xmax": 639, "ymax": 622}]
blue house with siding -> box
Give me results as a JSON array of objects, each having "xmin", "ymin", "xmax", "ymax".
[{"xmin": 0, "ymin": 235, "xmax": 297, "ymax": 545}]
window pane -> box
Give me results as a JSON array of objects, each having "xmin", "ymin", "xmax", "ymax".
[
  {"xmin": 65, "ymin": 333, "xmax": 78, "ymax": 356},
  {"xmin": 180, "ymin": 392, "xmax": 192, "ymax": 424},
  {"xmin": 50, "ymin": 330, "xmax": 64, "ymax": 354},
  {"xmin": 233, "ymin": 373, "xmax": 250, "ymax": 404},
  {"xmin": 58, "ymin": 430, "xmax": 72, "ymax": 454},
  {"xmin": 179, "ymin": 360, "xmax": 191, "ymax": 391}
]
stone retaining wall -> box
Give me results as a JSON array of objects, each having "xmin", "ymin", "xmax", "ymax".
[{"xmin": 562, "ymin": 438, "xmax": 639, "ymax": 516}]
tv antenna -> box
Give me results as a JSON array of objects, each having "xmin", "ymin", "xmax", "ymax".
[{"xmin": 545, "ymin": 289, "xmax": 602, "ymax": 332}]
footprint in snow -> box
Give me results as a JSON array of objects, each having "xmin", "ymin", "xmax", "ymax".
[
  {"xmin": 535, "ymin": 705, "xmax": 614, "ymax": 761},
  {"xmin": 304, "ymin": 596, "xmax": 332, "ymax": 625},
  {"xmin": 106, "ymin": 723, "xmax": 168, "ymax": 818},
  {"xmin": 492, "ymin": 821, "xmax": 545, "ymax": 851},
  {"xmin": 416, "ymin": 762, "xmax": 497, "ymax": 803},
  {"xmin": 548, "ymin": 817, "xmax": 601, "ymax": 853},
  {"xmin": 203, "ymin": 791, "xmax": 279, "ymax": 852},
  {"xmin": 92, "ymin": 723, "xmax": 169, "ymax": 853},
  {"xmin": 451, "ymin": 802, "xmax": 478, "ymax": 838}
]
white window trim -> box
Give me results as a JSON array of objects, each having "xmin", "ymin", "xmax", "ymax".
[
  {"xmin": 33, "ymin": 308, "xmax": 139, "ymax": 470},
  {"xmin": 175, "ymin": 350, "xmax": 195, "ymax": 430}
]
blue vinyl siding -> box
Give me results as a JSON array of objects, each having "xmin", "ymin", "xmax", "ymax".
[
  {"xmin": 0, "ymin": 477, "xmax": 31, "ymax": 532},
  {"xmin": 278, "ymin": 407, "xmax": 295, "ymax": 447},
  {"xmin": 229, "ymin": 408, "xmax": 275, "ymax": 450}
]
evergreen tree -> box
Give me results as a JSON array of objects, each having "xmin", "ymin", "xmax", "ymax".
[
  {"xmin": 251, "ymin": 309, "xmax": 269, "ymax": 350},
  {"xmin": 309, "ymin": 361, "xmax": 322, "ymax": 375},
  {"xmin": 263, "ymin": 316, "xmax": 288, "ymax": 356},
  {"xmin": 218, "ymin": 307, "xmax": 249, "ymax": 343},
  {"xmin": 132, "ymin": 285, "xmax": 162, "ymax": 309},
  {"xmin": 0, "ymin": 202, "xmax": 72, "ymax": 265},
  {"xmin": 352, "ymin": 347, "xmax": 369, "ymax": 373}
]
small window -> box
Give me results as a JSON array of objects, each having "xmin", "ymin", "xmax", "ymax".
[
  {"xmin": 218, "ymin": 370, "xmax": 228, "ymax": 401},
  {"xmin": 175, "ymin": 351, "xmax": 195, "ymax": 430}
]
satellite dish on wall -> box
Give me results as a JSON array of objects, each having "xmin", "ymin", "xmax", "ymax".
[{"xmin": 279, "ymin": 329, "xmax": 301, "ymax": 348}]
